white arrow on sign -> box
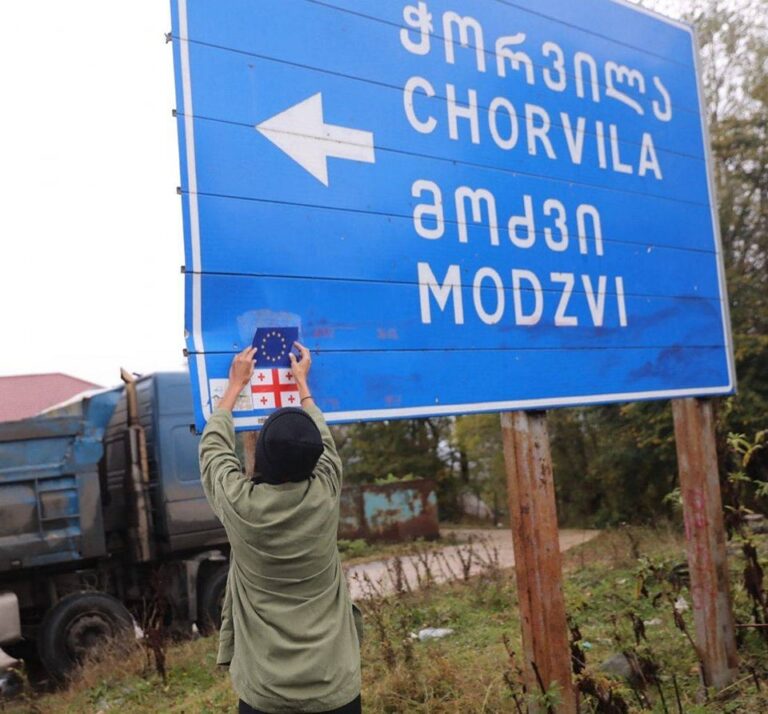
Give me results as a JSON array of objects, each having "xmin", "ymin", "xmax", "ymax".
[{"xmin": 256, "ymin": 93, "xmax": 376, "ymax": 187}]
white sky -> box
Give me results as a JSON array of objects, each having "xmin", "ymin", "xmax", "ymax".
[
  {"xmin": 0, "ymin": 1, "xmax": 183, "ymax": 387},
  {"xmin": 0, "ymin": 0, "xmax": 691, "ymax": 388}
]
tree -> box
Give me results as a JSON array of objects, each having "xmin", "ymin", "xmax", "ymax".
[
  {"xmin": 333, "ymin": 418, "xmax": 459, "ymax": 513},
  {"xmin": 453, "ymin": 414, "xmax": 507, "ymax": 522}
]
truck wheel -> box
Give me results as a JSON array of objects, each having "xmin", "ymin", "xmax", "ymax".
[
  {"xmin": 198, "ymin": 564, "xmax": 228, "ymax": 636},
  {"xmin": 37, "ymin": 592, "xmax": 133, "ymax": 680}
]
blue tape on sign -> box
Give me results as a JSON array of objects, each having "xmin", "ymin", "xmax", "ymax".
[{"xmin": 170, "ymin": 0, "xmax": 735, "ymax": 431}]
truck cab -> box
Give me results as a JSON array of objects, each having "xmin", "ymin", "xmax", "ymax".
[
  {"xmin": 101, "ymin": 372, "xmax": 225, "ymax": 555},
  {"xmin": 0, "ymin": 372, "xmax": 229, "ymax": 679}
]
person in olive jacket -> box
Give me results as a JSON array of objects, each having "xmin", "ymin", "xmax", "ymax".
[{"xmin": 199, "ymin": 342, "xmax": 361, "ymax": 714}]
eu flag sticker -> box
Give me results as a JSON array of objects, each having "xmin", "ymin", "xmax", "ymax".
[{"xmin": 253, "ymin": 327, "xmax": 299, "ymax": 368}]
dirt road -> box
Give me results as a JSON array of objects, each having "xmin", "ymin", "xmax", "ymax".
[{"xmin": 344, "ymin": 528, "xmax": 598, "ymax": 600}]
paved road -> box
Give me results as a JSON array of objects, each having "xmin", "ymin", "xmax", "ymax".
[{"xmin": 345, "ymin": 528, "xmax": 598, "ymax": 600}]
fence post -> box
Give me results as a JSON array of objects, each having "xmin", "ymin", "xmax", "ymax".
[
  {"xmin": 501, "ymin": 410, "xmax": 577, "ymax": 713},
  {"xmin": 672, "ymin": 398, "xmax": 738, "ymax": 690}
]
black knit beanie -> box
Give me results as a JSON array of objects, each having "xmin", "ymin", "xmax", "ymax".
[{"xmin": 254, "ymin": 407, "xmax": 324, "ymax": 484}]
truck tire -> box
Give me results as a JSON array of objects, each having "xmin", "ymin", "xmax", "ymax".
[
  {"xmin": 198, "ymin": 564, "xmax": 228, "ymax": 636},
  {"xmin": 37, "ymin": 592, "xmax": 133, "ymax": 680}
]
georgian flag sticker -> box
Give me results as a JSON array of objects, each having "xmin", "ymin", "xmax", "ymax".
[{"xmin": 251, "ymin": 368, "xmax": 300, "ymax": 409}]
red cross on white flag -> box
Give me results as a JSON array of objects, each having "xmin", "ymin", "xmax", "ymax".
[{"xmin": 251, "ymin": 369, "xmax": 300, "ymax": 410}]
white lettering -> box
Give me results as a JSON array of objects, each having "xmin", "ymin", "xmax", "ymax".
[
  {"xmin": 400, "ymin": 2, "xmax": 433, "ymax": 56},
  {"xmin": 512, "ymin": 269, "xmax": 543, "ymax": 325},
  {"xmin": 455, "ymin": 186, "xmax": 499, "ymax": 245},
  {"xmin": 412, "ymin": 180, "xmax": 445, "ymax": 240},
  {"xmin": 525, "ymin": 104, "xmax": 556, "ymax": 159},
  {"xmin": 418, "ymin": 262, "xmax": 464, "ymax": 324},
  {"xmin": 447, "ymin": 84, "xmax": 480, "ymax": 144},
  {"xmin": 651, "ymin": 76, "xmax": 672, "ymax": 122},
  {"xmin": 595, "ymin": 120, "xmax": 607, "ymax": 169},
  {"xmin": 610, "ymin": 124, "xmax": 633, "ymax": 174},
  {"xmin": 576, "ymin": 204, "xmax": 604, "ymax": 256},
  {"xmin": 542, "ymin": 41, "xmax": 567, "ymax": 92},
  {"xmin": 638, "ymin": 132, "xmax": 663, "ymax": 179},
  {"xmin": 605, "ymin": 61, "xmax": 646, "ymax": 115},
  {"xmin": 616, "ymin": 276, "xmax": 628, "ymax": 327},
  {"xmin": 551, "ymin": 272, "xmax": 578, "ymax": 326},
  {"xmin": 415, "ymin": 185, "xmax": 610, "ymax": 261},
  {"xmin": 574, "ymin": 52, "xmax": 600, "ymax": 102},
  {"xmin": 508, "ymin": 194, "xmax": 536, "ymax": 248},
  {"xmin": 495, "ymin": 34, "xmax": 534, "ymax": 84},
  {"xmin": 582, "ymin": 275, "xmax": 607, "ymax": 326},
  {"xmin": 473, "ymin": 267, "xmax": 505, "ymax": 324},
  {"xmin": 488, "ymin": 97, "xmax": 519, "ymax": 150},
  {"xmin": 561, "ymin": 113, "xmax": 586, "ymax": 164},
  {"xmin": 543, "ymin": 199, "xmax": 569, "ymax": 252},
  {"xmin": 443, "ymin": 12, "xmax": 486, "ymax": 72},
  {"xmin": 404, "ymin": 76, "xmax": 437, "ymax": 134}
]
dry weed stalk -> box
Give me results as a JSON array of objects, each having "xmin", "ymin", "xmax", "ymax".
[
  {"xmin": 501, "ymin": 633, "xmax": 527, "ymax": 714},
  {"xmin": 138, "ymin": 568, "xmax": 171, "ymax": 683},
  {"xmin": 410, "ymin": 546, "xmax": 435, "ymax": 590},
  {"xmin": 434, "ymin": 549, "xmax": 459, "ymax": 582},
  {"xmin": 475, "ymin": 536, "xmax": 503, "ymax": 585},
  {"xmin": 353, "ymin": 571, "xmax": 417, "ymax": 673},
  {"xmin": 352, "ymin": 570, "xmax": 385, "ymax": 601},
  {"xmin": 577, "ymin": 672, "xmax": 631, "ymax": 714},
  {"xmin": 384, "ymin": 555, "xmax": 411, "ymax": 597},
  {"xmin": 455, "ymin": 535, "xmax": 476, "ymax": 581},
  {"xmin": 668, "ymin": 593, "xmax": 708, "ymax": 690},
  {"xmin": 568, "ymin": 616, "xmax": 586, "ymax": 676},
  {"xmin": 568, "ymin": 611, "xmax": 632, "ymax": 714}
]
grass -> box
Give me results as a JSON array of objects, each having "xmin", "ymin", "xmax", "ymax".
[
  {"xmin": 4, "ymin": 637, "xmax": 236, "ymax": 713},
  {"xmin": 4, "ymin": 526, "xmax": 767, "ymax": 713}
]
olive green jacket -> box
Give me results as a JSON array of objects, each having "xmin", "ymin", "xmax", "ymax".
[{"xmin": 199, "ymin": 404, "xmax": 361, "ymax": 713}]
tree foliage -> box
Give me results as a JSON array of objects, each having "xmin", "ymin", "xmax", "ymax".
[
  {"xmin": 452, "ymin": 414, "xmax": 507, "ymax": 520},
  {"xmin": 334, "ymin": 419, "xmax": 451, "ymax": 482}
]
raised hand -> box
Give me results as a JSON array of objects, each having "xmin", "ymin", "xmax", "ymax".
[
  {"xmin": 288, "ymin": 341, "xmax": 312, "ymax": 387},
  {"xmin": 229, "ymin": 346, "xmax": 257, "ymax": 388}
]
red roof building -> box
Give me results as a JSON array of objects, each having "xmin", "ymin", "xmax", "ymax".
[{"xmin": 0, "ymin": 373, "xmax": 102, "ymax": 423}]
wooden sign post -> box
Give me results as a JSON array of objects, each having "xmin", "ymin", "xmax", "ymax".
[
  {"xmin": 672, "ymin": 398, "xmax": 738, "ymax": 690},
  {"xmin": 501, "ymin": 411, "xmax": 577, "ymax": 713}
]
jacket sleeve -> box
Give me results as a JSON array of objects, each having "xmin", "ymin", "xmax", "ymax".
[
  {"xmin": 199, "ymin": 409, "xmax": 252, "ymax": 521},
  {"xmin": 303, "ymin": 403, "xmax": 343, "ymax": 496}
]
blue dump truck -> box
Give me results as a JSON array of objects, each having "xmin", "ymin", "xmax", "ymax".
[{"xmin": 0, "ymin": 372, "xmax": 230, "ymax": 680}]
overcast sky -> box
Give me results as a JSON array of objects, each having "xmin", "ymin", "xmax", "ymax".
[
  {"xmin": 0, "ymin": 0, "xmax": 690, "ymax": 388},
  {"xmin": 0, "ymin": 1, "xmax": 183, "ymax": 386}
]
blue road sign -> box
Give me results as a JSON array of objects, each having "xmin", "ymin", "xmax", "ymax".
[{"xmin": 169, "ymin": 0, "xmax": 734, "ymax": 431}]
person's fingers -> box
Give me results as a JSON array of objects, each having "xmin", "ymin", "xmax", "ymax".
[
  {"xmin": 288, "ymin": 352, "xmax": 297, "ymax": 364},
  {"xmin": 294, "ymin": 341, "xmax": 310, "ymax": 360}
]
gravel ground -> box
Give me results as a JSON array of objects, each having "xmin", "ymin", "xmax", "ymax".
[{"xmin": 345, "ymin": 528, "xmax": 598, "ymax": 599}]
